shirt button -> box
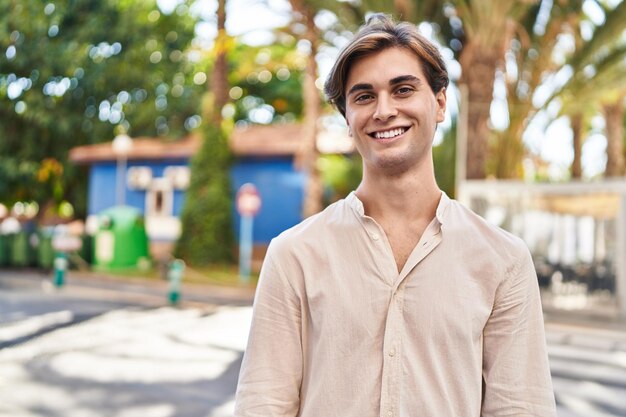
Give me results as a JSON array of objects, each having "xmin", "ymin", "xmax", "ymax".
[
  {"xmin": 371, "ymin": 233, "xmax": 380, "ymax": 241},
  {"xmin": 388, "ymin": 349, "xmax": 396, "ymax": 357},
  {"xmin": 387, "ymin": 411, "xmax": 393, "ymax": 417}
]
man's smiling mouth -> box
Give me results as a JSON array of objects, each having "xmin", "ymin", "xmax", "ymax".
[{"xmin": 370, "ymin": 127, "xmax": 409, "ymax": 139}]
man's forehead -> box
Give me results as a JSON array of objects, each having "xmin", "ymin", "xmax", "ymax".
[{"xmin": 344, "ymin": 47, "xmax": 426, "ymax": 87}]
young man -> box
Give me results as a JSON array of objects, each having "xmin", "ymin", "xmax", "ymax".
[{"xmin": 235, "ymin": 15, "xmax": 556, "ymax": 417}]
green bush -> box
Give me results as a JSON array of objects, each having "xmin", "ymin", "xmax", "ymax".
[{"xmin": 176, "ymin": 124, "xmax": 234, "ymax": 265}]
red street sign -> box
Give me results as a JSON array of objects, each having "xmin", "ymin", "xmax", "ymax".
[{"xmin": 236, "ymin": 183, "xmax": 262, "ymax": 217}]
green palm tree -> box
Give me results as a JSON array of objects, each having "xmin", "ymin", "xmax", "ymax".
[
  {"xmin": 537, "ymin": 0, "xmax": 626, "ymax": 178},
  {"xmin": 449, "ymin": 1, "xmax": 539, "ymax": 179},
  {"xmin": 483, "ymin": 0, "xmax": 626, "ymax": 179},
  {"xmin": 491, "ymin": 0, "xmax": 584, "ymax": 178},
  {"xmin": 331, "ymin": 0, "xmax": 539, "ymax": 180}
]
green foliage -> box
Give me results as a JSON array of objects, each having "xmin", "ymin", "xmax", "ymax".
[
  {"xmin": 318, "ymin": 154, "xmax": 362, "ymax": 205},
  {"xmin": 495, "ymin": 0, "xmax": 626, "ymax": 177},
  {"xmin": 0, "ymin": 0, "xmax": 202, "ymax": 214},
  {"xmin": 227, "ymin": 41, "xmax": 305, "ymax": 124},
  {"xmin": 433, "ymin": 121, "xmax": 456, "ymax": 198},
  {"xmin": 176, "ymin": 123, "xmax": 234, "ymax": 265},
  {"xmin": 0, "ymin": 158, "xmax": 39, "ymax": 204},
  {"xmin": 545, "ymin": 1, "xmax": 626, "ymax": 116}
]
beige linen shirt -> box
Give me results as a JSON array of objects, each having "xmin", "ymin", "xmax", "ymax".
[{"xmin": 235, "ymin": 192, "xmax": 556, "ymax": 417}]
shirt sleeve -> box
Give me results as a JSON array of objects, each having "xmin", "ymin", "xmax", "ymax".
[
  {"xmin": 234, "ymin": 242, "xmax": 303, "ymax": 417},
  {"xmin": 481, "ymin": 247, "xmax": 557, "ymax": 417}
]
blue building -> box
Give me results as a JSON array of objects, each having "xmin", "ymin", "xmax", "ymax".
[{"xmin": 69, "ymin": 123, "xmax": 352, "ymax": 261}]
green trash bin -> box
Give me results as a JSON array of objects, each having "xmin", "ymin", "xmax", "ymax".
[
  {"xmin": 37, "ymin": 229, "xmax": 55, "ymax": 270},
  {"xmin": 93, "ymin": 206, "xmax": 150, "ymax": 270},
  {"xmin": 0, "ymin": 234, "xmax": 10, "ymax": 266},
  {"xmin": 79, "ymin": 234, "xmax": 93, "ymax": 265},
  {"xmin": 11, "ymin": 231, "xmax": 29, "ymax": 267}
]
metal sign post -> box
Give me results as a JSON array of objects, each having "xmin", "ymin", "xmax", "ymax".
[
  {"xmin": 236, "ymin": 183, "xmax": 261, "ymax": 283},
  {"xmin": 168, "ymin": 259, "xmax": 185, "ymax": 305}
]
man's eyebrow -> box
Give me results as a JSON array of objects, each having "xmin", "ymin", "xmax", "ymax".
[
  {"xmin": 347, "ymin": 83, "xmax": 373, "ymax": 96},
  {"xmin": 390, "ymin": 75, "xmax": 422, "ymax": 85},
  {"xmin": 347, "ymin": 76, "xmax": 422, "ymax": 96}
]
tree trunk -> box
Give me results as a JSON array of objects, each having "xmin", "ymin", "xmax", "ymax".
[
  {"xmin": 460, "ymin": 44, "xmax": 499, "ymax": 180},
  {"xmin": 211, "ymin": 0, "xmax": 228, "ymax": 126},
  {"xmin": 301, "ymin": 41, "xmax": 323, "ymax": 217},
  {"xmin": 570, "ymin": 113, "xmax": 583, "ymax": 179},
  {"xmin": 393, "ymin": 0, "xmax": 414, "ymax": 20},
  {"xmin": 603, "ymin": 98, "xmax": 625, "ymax": 177},
  {"xmin": 291, "ymin": 0, "xmax": 323, "ymax": 217},
  {"xmin": 493, "ymin": 132, "xmax": 526, "ymax": 179}
]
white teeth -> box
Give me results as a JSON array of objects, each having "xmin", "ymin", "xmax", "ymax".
[{"xmin": 375, "ymin": 128, "xmax": 405, "ymax": 139}]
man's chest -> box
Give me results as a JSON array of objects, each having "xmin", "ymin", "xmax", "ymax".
[{"xmin": 300, "ymin": 251, "xmax": 495, "ymax": 346}]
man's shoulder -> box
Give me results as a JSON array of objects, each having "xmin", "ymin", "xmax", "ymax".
[
  {"xmin": 445, "ymin": 198, "xmax": 528, "ymax": 256},
  {"xmin": 270, "ymin": 197, "xmax": 355, "ymax": 250}
]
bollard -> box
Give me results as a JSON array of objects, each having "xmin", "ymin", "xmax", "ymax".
[
  {"xmin": 239, "ymin": 215, "xmax": 253, "ymax": 283},
  {"xmin": 53, "ymin": 252, "xmax": 68, "ymax": 287},
  {"xmin": 167, "ymin": 259, "xmax": 185, "ymax": 305}
]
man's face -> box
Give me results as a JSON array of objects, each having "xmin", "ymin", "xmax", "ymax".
[{"xmin": 344, "ymin": 47, "xmax": 446, "ymax": 176}]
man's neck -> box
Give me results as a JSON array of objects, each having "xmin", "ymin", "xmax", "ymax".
[
  {"xmin": 355, "ymin": 168, "xmax": 441, "ymax": 224},
  {"xmin": 355, "ymin": 166, "xmax": 442, "ymax": 272}
]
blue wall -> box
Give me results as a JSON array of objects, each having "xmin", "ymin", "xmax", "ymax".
[
  {"xmin": 88, "ymin": 159, "xmax": 188, "ymax": 216},
  {"xmin": 88, "ymin": 163, "xmax": 116, "ymax": 215},
  {"xmin": 87, "ymin": 157, "xmax": 305, "ymax": 245},
  {"xmin": 231, "ymin": 157, "xmax": 305, "ymax": 244}
]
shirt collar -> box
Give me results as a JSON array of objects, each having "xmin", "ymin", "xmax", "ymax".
[
  {"xmin": 346, "ymin": 191, "xmax": 365, "ymax": 216},
  {"xmin": 346, "ymin": 190, "xmax": 450, "ymax": 225},
  {"xmin": 436, "ymin": 191, "xmax": 450, "ymax": 224}
]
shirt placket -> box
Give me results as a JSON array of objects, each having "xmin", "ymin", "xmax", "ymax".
[
  {"xmin": 362, "ymin": 217, "xmax": 398, "ymax": 286},
  {"xmin": 379, "ymin": 225, "xmax": 442, "ymax": 417},
  {"xmin": 360, "ymin": 217, "xmax": 403, "ymax": 416},
  {"xmin": 380, "ymin": 283, "xmax": 404, "ymax": 417}
]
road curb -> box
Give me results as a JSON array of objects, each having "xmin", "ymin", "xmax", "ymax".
[{"xmin": 0, "ymin": 269, "xmax": 256, "ymax": 307}]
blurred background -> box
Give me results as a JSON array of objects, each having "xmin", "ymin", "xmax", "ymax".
[{"xmin": 1, "ymin": 0, "xmax": 626, "ymax": 416}]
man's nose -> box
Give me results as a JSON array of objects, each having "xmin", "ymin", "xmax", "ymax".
[{"xmin": 373, "ymin": 94, "xmax": 397, "ymax": 121}]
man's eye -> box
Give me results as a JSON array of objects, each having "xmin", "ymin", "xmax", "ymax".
[
  {"xmin": 396, "ymin": 87, "xmax": 414, "ymax": 95},
  {"xmin": 355, "ymin": 94, "xmax": 373, "ymax": 103}
]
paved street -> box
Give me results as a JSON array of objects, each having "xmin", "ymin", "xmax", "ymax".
[
  {"xmin": 0, "ymin": 271, "xmax": 253, "ymax": 417},
  {"xmin": 546, "ymin": 321, "xmax": 626, "ymax": 417},
  {"xmin": 1, "ymin": 271, "xmax": 626, "ymax": 417}
]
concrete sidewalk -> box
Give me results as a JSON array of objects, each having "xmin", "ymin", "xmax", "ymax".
[
  {"xmin": 544, "ymin": 308, "xmax": 626, "ymax": 335},
  {"xmin": 0, "ymin": 268, "xmax": 256, "ymax": 308}
]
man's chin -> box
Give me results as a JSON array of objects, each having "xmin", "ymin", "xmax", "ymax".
[{"xmin": 371, "ymin": 156, "xmax": 415, "ymax": 177}]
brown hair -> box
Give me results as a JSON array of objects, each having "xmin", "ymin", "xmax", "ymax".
[{"xmin": 324, "ymin": 14, "xmax": 449, "ymax": 116}]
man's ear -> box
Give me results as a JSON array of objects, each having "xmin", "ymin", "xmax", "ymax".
[
  {"xmin": 346, "ymin": 120, "xmax": 352, "ymax": 137},
  {"xmin": 436, "ymin": 88, "xmax": 447, "ymax": 123}
]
